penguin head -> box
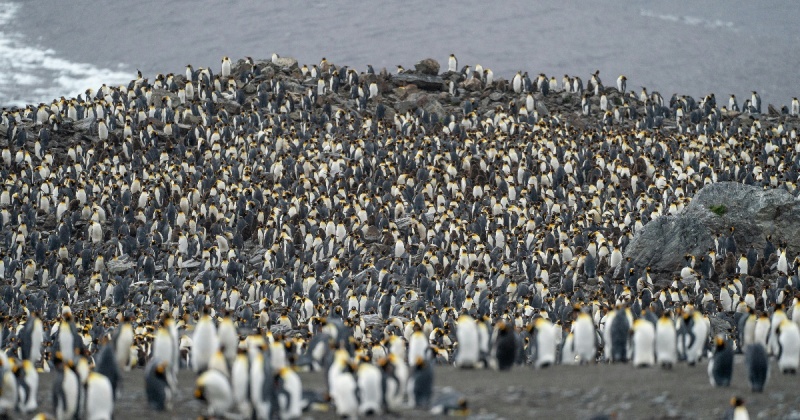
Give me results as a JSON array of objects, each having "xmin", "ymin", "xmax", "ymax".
[{"xmin": 714, "ymin": 336, "xmax": 726, "ymax": 350}]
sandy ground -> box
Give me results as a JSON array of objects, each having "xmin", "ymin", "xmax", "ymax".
[{"xmin": 31, "ymin": 356, "xmax": 800, "ymax": 419}]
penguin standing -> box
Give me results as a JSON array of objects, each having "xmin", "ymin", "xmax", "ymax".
[
  {"xmin": 52, "ymin": 352, "xmax": 81, "ymax": 420},
  {"xmin": 655, "ymin": 312, "xmax": 677, "ymax": 369},
  {"xmin": 230, "ymin": 348, "xmax": 251, "ymax": 417},
  {"xmin": 745, "ymin": 343, "xmax": 769, "ymax": 392},
  {"xmin": 195, "ymin": 369, "xmax": 234, "ymax": 417},
  {"xmin": 356, "ymin": 357, "xmax": 384, "ymax": 416},
  {"xmin": 192, "ymin": 310, "xmax": 219, "ymax": 373},
  {"xmin": 329, "ymin": 361, "xmax": 359, "ymax": 418},
  {"xmin": 408, "ymin": 357, "xmax": 433, "ymax": 408},
  {"xmin": 19, "ymin": 314, "xmax": 44, "ymax": 364},
  {"xmin": 18, "ymin": 359, "xmax": 38, "ymax": 413},
  {"xmin": 84, "ymin": 371, "xmax": 115, "ymax": 419},
  {"xmin": 276, "ymin": 366, "xmax": 303, "ymax": 419},
  {"xmin": 708, "ymin": 336, "xmax": 734, "ymax": 387},
  {"xmin": 776, "ymin": 319, "xmax": 800, "ymax": 373},
  {"xmin": 572, "ymin": 308, "xmax": 597, "ymax": 364},
  {"xmin": 530, "ymin": 317, "xmax": 557, "ymax": 368},
  {"xmin": 448, "ymin": 54, "xmax": 458, "ymax": 73},
  {"xmin": 0, "ymin": 361, "xmax": 18, "ymax": 417},
  {"xmin": 725, "ymin": 396, "xmax": 750, "ymax": 420},
  {"xmin": 631, "ymin": 318, "xmax": 655, "ymax": 367},
  {"xmin": 250, "ymin": 347, "xmax": 274, "ymax": 420},
  {"xmin": 114, "ymin": 317, "xmax": 134, "ymax": 371},
  {"xmin": 609, "ymin": 306, "xmax": 632, "ymax": 363},
  {"xmin": 407, "ymin": 325, "xmax": 428, "ymax": 367},
  {"xmin": 145, "ymin": 360, "xmax": 172, "ymax": 411},
  {"xmin": 494, "ymin": 321, "xmax": 517, "ymax": 370},
  {"xmin": 455, "ymin": 314, "xmax": 479, "ymax": 368},
  {"xmin": 680, "ymin": 308, "xmax": 708, "ymax": 365},
  {"xmin": 380, "ymin": 353, "xmax": 408, "ymax": 411}
]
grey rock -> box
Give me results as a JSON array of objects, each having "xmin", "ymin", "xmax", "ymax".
[
  {"xmin": 625, "ymin": 182, "xmax": 800, "ymax": 274},
  {"xmin": 462, "ymin": 78, "xmax": 483, "ymax": 92},
  {"xmin": 272, "ymin": 56, "xmax": 298, "ymax": 69},
  {"xmin": 414, "ymin": 58, "xmax": 440, "ymax": 76},
  {"xmin": 392, "ymin": 73, "xmax": 445, "ymax": 91}
]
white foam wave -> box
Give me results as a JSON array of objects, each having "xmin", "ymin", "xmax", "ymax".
[
  {"xmin": 640, "ymin": 9, "xmax": 736, "ymax": 31},
  {"xmin": 0, "ymin": 2, "xmax": 133, "ymax": 107}
]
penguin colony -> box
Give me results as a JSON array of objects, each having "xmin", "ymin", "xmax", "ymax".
[{"xmin": 0, "ymin": 53, "xmax": 799, "ymax": 419}]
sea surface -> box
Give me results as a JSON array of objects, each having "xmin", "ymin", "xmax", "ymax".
[{"xmin": 1, "ymin": 0, "xmax": 798, "ymax": 109}]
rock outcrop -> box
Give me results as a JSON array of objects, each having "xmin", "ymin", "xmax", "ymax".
[{"xmin": 624, "ymin": 182, "xmax": 800, "ymax": 275}]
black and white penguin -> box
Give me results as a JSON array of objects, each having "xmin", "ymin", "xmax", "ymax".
[
  {"xmin": 708, "ymin": 336, "xmax": 734, "ymax": 387},
  {"xmin": 655, "ymin": 311, "xmax": 677, "ymax": 369},
  {"xmin": 0, "ymin": 360, "xmax": 18, "ymax": 417},
  {"xmin": 776, "ymin": 319, "xmax": 800, "ymax": 373},
  {"xmin": 725, "ymin": 396, "xmax": 750, "ymax": 420},
  {"xmin": 356, "ymin": 357, "xmax": 383, "ymax": 416},
  {"xmin": 616, "ymin": 75, "xmax": 627, "ymax": 95},
  {"xmin": 84, "ymin": 371, "xmax": 115, "ymax": 419},
  {"xmin": 455, "ymin": 314, "xmax": 479, "ymax": 367},
  {"xmin": 609, "ymin": 306, "xmax": 632, "ymax": 363},
  {"xmin": 632, "ymin": 318, "xmax": 655, "ymax": 367},
  {"xmin": 52, "ymin": 352, "xmax": 81, "ymax": 420},
  {"xmin": 329, "ymin": 359, "xmax": 359, "ymax": 418},
  {"xmin": 195, "ymin": 369, "xmax": 234, "ymax": 417},
  {"xmin": 192, "ymin": 310, "xmax": 219, "ymax": 373},
  {"xmin": 572, "ymin": 308, "xmax": 596, "ymax": 364},
  {"xmin": 276, "ymin": 366, "xmax": 303, "ymax": 419},
  {"xmin": 448, "ymin": 54, "xmax": 458, "ymax": 73},
  {"xmin": 745, "ymin": 343, "xmax": 769, "ymax": 392},
  {"xmin": 494, "ymin": 321, "xmax": 517, "ymax": 370},
  {"xmin": 18, "ymin": 359, "xmax": 38, "ymax": 413},
  {"xmin": 530, "ymin": 317, "xmax": 557, "ymax": 368},
  {"xmin": 408, "ymin": 356, "xmax": 433, "ymax": 408},
  {"xmin": 230, "ymin": 348, "xmax": 251, "ymax": 417},
  {"xmin": 145, "ymin": 360, "xmax": 172, "ymax": 411},
  {"xmin": 114, "ymin": 317, "xmax": 134, "ymax": 371}
]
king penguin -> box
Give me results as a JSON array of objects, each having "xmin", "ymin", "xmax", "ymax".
[
  {"xmin": 448, "ymin": 54, "xmax": 458, "ymax": 73},
  {"xmin": 0, "ymin": 360, "xmax": 18, "ymax": 417},
  {"xmin": 52, "ymin": 352, "xmax": 81, "ymax": 420},
  {"xmin": 632, "ymin": 318, "xmax": 655, "ymax": 367},
  {"xmin": 572, "ymin": 307, "xmax": 597, "ymax": 364},
  {"xmin": 356, "ymin": 357, "xmax": 384, "ymax": 416},
  {"xmin": 329, "ymin": 360, "xmax": 359, "ymax": 418},
  {"xmin": 744, "ymin": 343, "xmax": 769, "ymax": 392},
  {"xmin": 276, "ymin": 366, "xmax": 303, "ymax": 419},
  {"xmin": 530, "ymin": 317, "xmax": 557, "ymax": 368},
  {"xmin": 407, "ymin": 324, "xmax": 429, "ymax": 367},
  {"xmin": 455, "ymin": 314, "xmax": 479, "ymax": 368},
  {"xmin": 725, "ymin": 396, "xmax": 750, "ymax": 420},
  {"xmin": 655, "ymin": 311, "xmax": 677, "ymax": 369},
  {"xmin": 776, "ymin": 319, "xmax": 800, "ymax": 373},
  {"xmin": 708, "ymin": 336, "xmax": 734, "ymax": 387},
  {"xmin": 145, "ymin": 360, "xmax": 172, "ymax": 411},
  {"xmin": 408, "ymin": 356, "xmax": 434, "ymax": 408},
  {"xmin": 195, "ymin": 369, "xmax": 234, "ymax": 417},
  {"xmin": 495, "ymin": 321, "xmax": 517, "ymax": 370},
  {"xmin": 609, "ymin": 305, "xmax": 632, "ymax": 363},
  {"xmin": 84, "ymin": 371, "xmax": 115, "ymax": 419},
  {"xmin": 192, "ymin": 309, "xmax": 219, "ymax": 373}
]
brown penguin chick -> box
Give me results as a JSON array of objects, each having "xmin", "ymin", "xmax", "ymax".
[{"xmin": 722, "ymin": 252, "xmax": 737, "ymax": 276}]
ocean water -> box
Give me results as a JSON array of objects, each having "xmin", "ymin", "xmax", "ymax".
[{"xmin": 1, "ymin": 0, "xmax": 798, "ymax": 108}]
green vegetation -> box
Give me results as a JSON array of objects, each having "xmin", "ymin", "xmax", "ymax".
[{"xmin": 709, "ymin": 204, "xmax": 727, "ymax": 216}]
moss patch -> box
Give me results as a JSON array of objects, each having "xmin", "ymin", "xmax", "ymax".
[{"xmin": 709, "ymin": 204, "xmax": 727, "ymax": 216}]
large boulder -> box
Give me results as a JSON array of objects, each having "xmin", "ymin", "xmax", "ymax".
[
  {"xmin": 414, "ymin": 58, "xmax": 440, "ymax": 76},
  {"xmin": 392, "ymin": 73, "xmax": 445, "ymax": 91},
  {"xmin": 624, "ymin": 182, "xmax": 800, "ymax": 275}
]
